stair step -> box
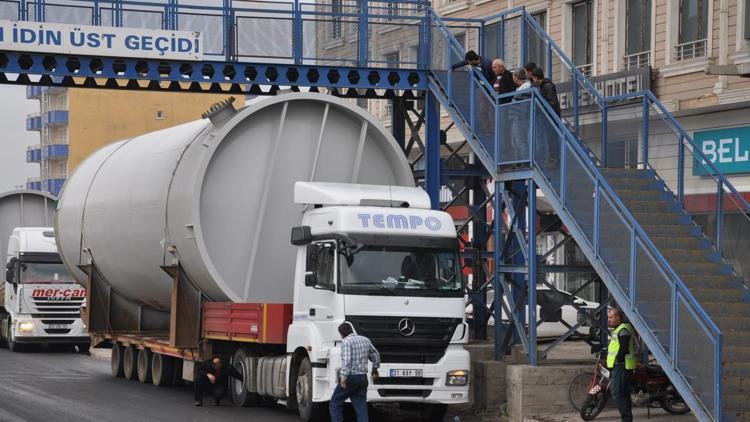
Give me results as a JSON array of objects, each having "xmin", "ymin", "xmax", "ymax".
[
  {"xmin": 723, "ymin": 361, "xmax": 750, "ymax": 377},
  {"xmin": 661, "ymin": 248, "xmax": 721, "ymax": 263},
  {"xmin": 600, "ymin": 168, "xmax": 656, "ymax": 179},
  {"xmin": 723, "ymin": 346, "xmax": 750, "ymax": 361},
  {"xmin": 681, "ymin": 275, "xmax": 746, "ymax": 289},
  {"xmin": 723, "ymin": 392, "xmax": 750, "ymax": 411},
  {"xmin": 620, "ymin": 200, "xmax": 683, "ymax": 213},
  {"xmin": 615, "ymin": 189, "xmax": 674, "ymax": 202},
  {"xmin": 724, "ymin": 332, "xmax": 750, "ymax": 348},
  {"xmin": 631, "ymin": 211, "xmax": 692, "ymax": 225},
  {"xmin": 715, "ymin": 316, "xmax": 750, "ymax": 330},
  {"xmin": 606, "ymin": 177, "xmax": 665, "ymax": 191},
  {"xmin": 724, "ymin": 376, "xmax": 750, "ymax": 393},
  {"xmin": 703, "ymin": 302, "xmax": 750, "ymax": 317},
  {"xmin": 723, "ymin": 409, "xmax": 750, "ymax": 421},
  {"xmin": 670, "ymin": 261, "xmax": 733, "ymax": 275}
]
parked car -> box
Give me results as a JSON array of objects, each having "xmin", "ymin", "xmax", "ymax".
[{"xmin": 466, "ymin": 285, "xmax": 600, "ymax": 339}]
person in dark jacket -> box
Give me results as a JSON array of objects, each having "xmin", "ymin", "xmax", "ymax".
[
  {"xmin": 531, "ymin": 67, "xmax": 561, "ymax": 117},
  {"xmin": 193, "ymin": 357, "xmax": 243, "ymax": 407},
  {"xmin": 492, "ymin": 59, "xmax": 516, "ymax": 104},
  {"xmin": 451, "ymin": 50, "xmax": 495, "ymax": 85}
]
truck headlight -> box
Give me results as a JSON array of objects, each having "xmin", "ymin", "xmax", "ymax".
[
  {"xmin": 446, "ymin": 370, "xmax": 469, "ymax": 386},
  {"xmin": 18, "ymin": 321, "xmax": 34, "ymax": 333}
]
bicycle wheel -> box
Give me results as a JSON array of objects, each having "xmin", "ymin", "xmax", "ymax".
[
  {"xmin": 568, "ymin": 372, "xmax": 595, "ymax": 411},
  {"xmin": 580, "ymin": 392, "xmax": 608, "ymax": 421}
]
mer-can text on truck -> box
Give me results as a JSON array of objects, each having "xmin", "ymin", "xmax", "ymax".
[{"xmin": 54, "ymin": 94, "xmax": 471, "ymax": 421}]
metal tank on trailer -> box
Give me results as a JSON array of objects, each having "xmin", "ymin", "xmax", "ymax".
[
  {"xmin": 0, "ymin": 190, "xmax": 56, "ymax": 264},
  {"xmin": 55, "ymin": 93, "xmax": 415, "ymax": 333}
]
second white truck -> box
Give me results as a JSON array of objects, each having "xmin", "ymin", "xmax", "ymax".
[{"xmin": 0, "ymin": 191, "xmax": 88, "ymax": 351}]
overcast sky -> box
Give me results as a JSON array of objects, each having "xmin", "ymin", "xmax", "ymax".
[{"xmin": 0, "ymin": 86, "xmax": 39, "ymax": 193}]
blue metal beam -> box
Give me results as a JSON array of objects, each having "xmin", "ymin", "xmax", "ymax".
[
  {"xmin": 425, "ymin": 92, "xmax": 441, "ymax": 210},
  {"xmin": 0, "ymin": 52, "xmax": 428, "ymax": 93}
]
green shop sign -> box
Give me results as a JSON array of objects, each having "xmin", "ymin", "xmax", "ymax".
[{"xmin": 693, "ymin": 126, "xmax": 750, "ymax": 176}]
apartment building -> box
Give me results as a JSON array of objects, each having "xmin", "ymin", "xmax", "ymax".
[{"xmin": 25, "ymin": 88, "xmax": 244, "ymax": 196}]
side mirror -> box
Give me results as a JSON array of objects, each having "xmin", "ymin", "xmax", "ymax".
[
  {"xmin": 291, "ymin": 226, "xmax": 313, "ymax": 246},
  {"xmin": 305, "ymin": 273, "xmax": 318, "ymax": 287},
  {"xmin": 6, "ymin": 257, "xmax": 17, "ymax": 270},
  {"xmin": 5, "ymin": 268, "xmax": 14, "ymax": 283}
]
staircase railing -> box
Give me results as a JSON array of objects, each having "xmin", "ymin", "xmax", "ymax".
[
  {"xmin": 426, "ymin": 9, "xmax": 722, "ymax": 421},
  {"xmin": 606, "ymin": 90, "xmax": 750, "ymax": 264}
]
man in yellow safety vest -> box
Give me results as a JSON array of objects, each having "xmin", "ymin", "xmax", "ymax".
[{"xmin": 606, "ymin": 306, "xmax": 636, "ymax": 422}]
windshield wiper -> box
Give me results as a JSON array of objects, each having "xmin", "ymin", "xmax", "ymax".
[{"xmin": 364, "ymin": 283, "xmax": 397, "ymax": 296}]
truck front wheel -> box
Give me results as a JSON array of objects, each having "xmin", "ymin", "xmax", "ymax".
[{"xmin": 295, "ymin": 357, "xmax": 328, "ymax": 421}]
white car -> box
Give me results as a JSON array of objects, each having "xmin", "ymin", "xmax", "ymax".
[{"xmin": 467, "ymin": 286, "xmax": 600, "ymax": 339}]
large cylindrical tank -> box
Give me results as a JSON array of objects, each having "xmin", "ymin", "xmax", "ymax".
[
  {"xmin": 56, "ymin": 93, "xmax": 414, "ymax": 315},
  {"xmin": 0, "ymin": 190, "xmax": 56, "ymax": 264}
]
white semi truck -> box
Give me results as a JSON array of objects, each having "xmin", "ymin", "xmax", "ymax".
[
  {"xmin": 0, "ymin": 191, "xmax": 88, "ymax": 352},
  {"xmin": 55, "ymin": 94, "xmax": 470, "ymax": 421}
]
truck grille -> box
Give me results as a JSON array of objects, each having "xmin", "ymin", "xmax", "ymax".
[
  {"xmin": 346, "ymin": 316, "xmax": 461, "ymax": 364},
  {"xmin": 45, "ymin": 328, "xmax": 72, "ymax": 334},
  {"xmin": 31, "ymin": 298, "xmax": 83, "ymax": 314}
]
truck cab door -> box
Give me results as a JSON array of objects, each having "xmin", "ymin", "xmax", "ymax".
[{"xmin": 297, "ymin": 242, "xmax": 344, "ymax": 344}]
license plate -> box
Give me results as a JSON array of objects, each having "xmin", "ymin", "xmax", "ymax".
[
  {"xmin": 389, "ymin": 369, "xmax": 423, "ymax": 378},
  {"xmin": 48, "ymin": 324, "xmax": 68, "ymax": 329}
]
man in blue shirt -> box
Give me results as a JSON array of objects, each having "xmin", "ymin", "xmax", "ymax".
[
  {"xmin": 451, "ymin": 50, "xmax": 495, "ymax": 85},
  {"xmin": 330, "ymin": 322, "xmax": 381, "ymax": 422}
]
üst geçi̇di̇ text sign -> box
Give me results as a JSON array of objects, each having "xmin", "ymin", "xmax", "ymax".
[{"xmin": 0, "ymin": 20, "xmax": 203, "ymax": 61}]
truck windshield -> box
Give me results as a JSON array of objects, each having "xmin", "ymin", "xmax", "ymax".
[
  {"xmin": 339, "ymin": 246, "xmax": 463, "ymax": 297},
  {"xmin": 19, "ymin": 262, "xmax": 75, "ymax": 284}
]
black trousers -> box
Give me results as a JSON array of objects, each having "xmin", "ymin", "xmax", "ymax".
[
  {"xmin": 610, "ymin": 364, "xmax": 633, "ymax": 422},
  {"xmin": 194, "ymin": 374, "xmax": 228, "ymax": 403}
]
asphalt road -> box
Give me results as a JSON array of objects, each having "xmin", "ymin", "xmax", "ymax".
[{"xmin": 0, "ymin": 347, "xmax": 442, "ymax": 422}]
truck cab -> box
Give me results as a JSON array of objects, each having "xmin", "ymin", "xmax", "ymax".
[
  {"xmin": 1, "ymin": 228, "xmax": 88, "ymax": 351},
  {"xmin": 286, "ymin": 182, "xmax": 470, "ymax": 420}
]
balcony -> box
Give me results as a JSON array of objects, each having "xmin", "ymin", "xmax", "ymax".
[
  {"xmin": 44, "ymin": 178, "xmax": 66, "ymax": 196},
  {"xmin": 675, "ymin": 39, "xmax": 707, "ymax": 61},
  {"xmin": 26, "ymin": 178, "xmax": 42, "ymax": 191},
  {"xmin": 42, "ymin": 110, "xmax": 69, "ymax": 127},
  {"xmin": 26, "ymin": 145, "xmax": 42, "ymax": 163},
  {"xmin": 26, "ymin": 86, "xmax": 43, "ymax": 99},
  {"xmin": 43, "ymin": 144, "xmax": 69, "ymax": 160},
  {"xmin": 623, "ymin": 51, "xmax": 651, "ymax": 70},
  {"xmin": 26, "ymin": 113, "xmax": 42, "ymax": 131}
]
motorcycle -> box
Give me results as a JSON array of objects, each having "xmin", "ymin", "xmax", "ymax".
[{"xmin": 579, "ymin": 353, "xmax": 690, "ymax": 420}]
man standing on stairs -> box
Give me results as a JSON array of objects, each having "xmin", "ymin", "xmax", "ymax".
[
  {"xmin": 607, "ymin": 306, "xmax": 636, "ymax": 422},
  {"xmin": 451, "ymin": 50, "xmax": 495, "ymax": 87}
]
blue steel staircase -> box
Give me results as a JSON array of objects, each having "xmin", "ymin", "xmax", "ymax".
[{"xmin": 425, "ymin": 8, "xmax": 750, "ymax": 422}]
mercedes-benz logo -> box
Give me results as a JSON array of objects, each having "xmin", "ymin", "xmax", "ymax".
[{"xmin": 398, "ymin": 318, "xmax": 415, "ymax": 337}]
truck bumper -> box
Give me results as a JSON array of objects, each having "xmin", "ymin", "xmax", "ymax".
[
  {"xmin": 314, "ymin": 344, "xmax": 470, "ymax": 405},
  {"xmin": 14, "ymin": 335, "xmax": 90, "ymax": 344}
]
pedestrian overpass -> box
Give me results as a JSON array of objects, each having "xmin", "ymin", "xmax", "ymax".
[{"xmin": 1, "ymin": 1, "xmax": 749, "ymax": 420}]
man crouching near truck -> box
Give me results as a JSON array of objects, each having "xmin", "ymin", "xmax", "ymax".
[{"xmin": 193, "ymin": 356, "xmax": 243, "ymax": 407}]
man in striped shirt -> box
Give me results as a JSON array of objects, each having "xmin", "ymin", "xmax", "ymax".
[{"xmin": 330, "ymin": 322, "xmax": 381, "ymax": 422}]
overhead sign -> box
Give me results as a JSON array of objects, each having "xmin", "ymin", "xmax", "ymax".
[
  {"xmin": 693, "ymin": 126, "xmax": 750, "ymax": 176},
  {"xmin": 0, "ymin": 20, "xmax": 203, "ymax": 61}
]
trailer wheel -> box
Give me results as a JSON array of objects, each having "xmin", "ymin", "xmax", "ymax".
[
  {"xmin": 151, "ymin": 353, "xmax": 175, "ymax": 387},
  {"xmin": 231, "ymin": 348, "xmax": 263, "ymax": 407},
  {"xmin": 296, "ymin": 358, "xmax": 328, "ymax": 422},
  {"xmin": 137, "ymin": 348, "xmax": 153, "ymax": 383},
  {"xmin": 111, "ymin": 343, "xmax": 125, "ymax": 377},
  {"xmin": 123, "ymin": 345, "xmax": 138, "ymax": 380}
]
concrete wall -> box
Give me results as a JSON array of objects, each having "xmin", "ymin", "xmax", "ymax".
[
  {"xmin": 66, "ymin": 90, "xmax": 245, "ymax": 172},
  {"xmin": 507, "ymin": 364, "xmax": 592, "ymax": 421}
]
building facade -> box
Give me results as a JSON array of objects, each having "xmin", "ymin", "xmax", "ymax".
[{"xmin": 25, "ymin": 88, "xmax": 244, "ymax": 196}]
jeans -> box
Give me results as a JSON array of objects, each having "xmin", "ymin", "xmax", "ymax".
[
  {"xmin": 610, "ymin": 364, "xmax": 633, "ymax": 422},
  {"xmin": 194, "ymin": 374, "xmax": 228, "ymax": 404},
  {"xmin": 329, "ymin": 374, "xmax": 368, "ymax": 422}
]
